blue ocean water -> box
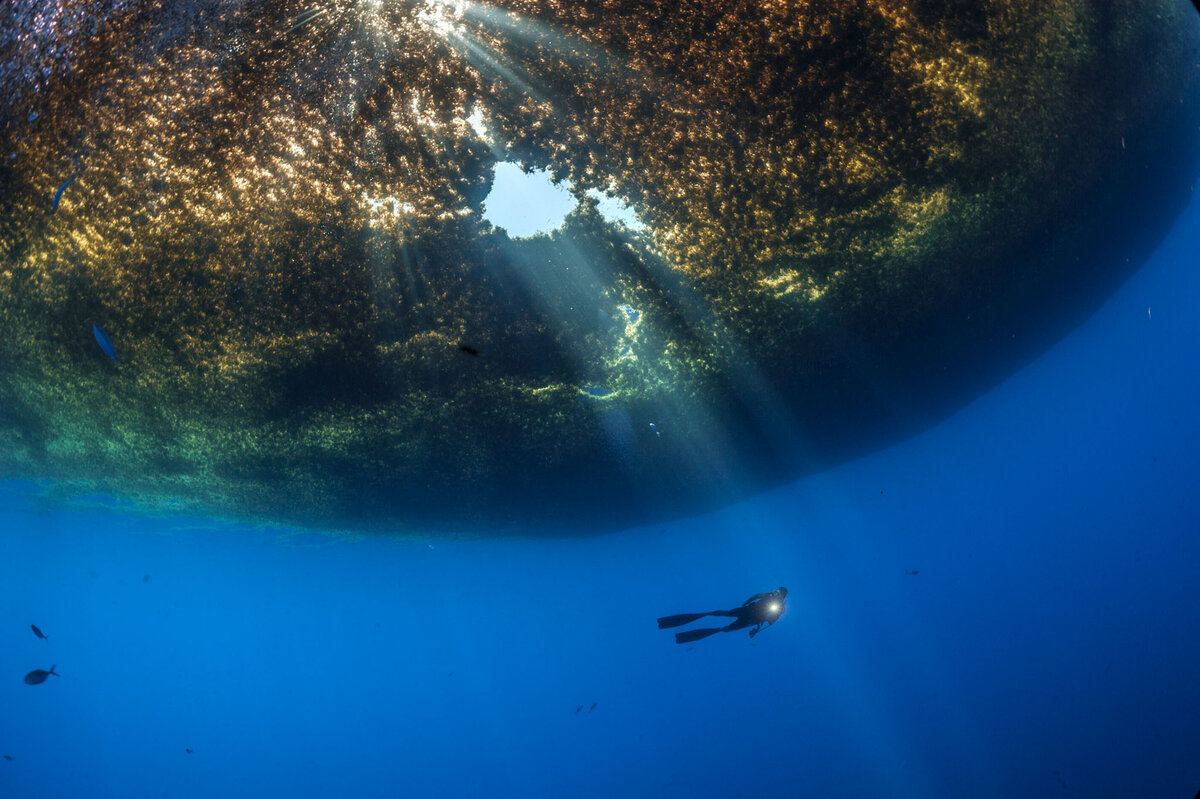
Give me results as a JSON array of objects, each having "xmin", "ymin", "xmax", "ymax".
[{"xmin": 3, "ymin": 194, "xmax": 1200, "ymax": 797}]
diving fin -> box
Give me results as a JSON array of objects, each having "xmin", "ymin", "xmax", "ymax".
[
  {"xmin": 675, "ymin": 627, "xmax": 725, "ymax": 644},
  {"xmin": 657, "ymin": 612, "xmax": 710, "ymax": 629}
]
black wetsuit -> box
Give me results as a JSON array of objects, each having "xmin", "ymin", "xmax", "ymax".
[{"xmin": 657, "ymin": 587, "xmax": 788, "ymax": 644}]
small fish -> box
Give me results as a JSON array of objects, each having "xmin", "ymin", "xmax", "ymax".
[
  {"xmin": 23, "ymin": 665, "xmax": 59, "ymax": 685},
  {"xmin": 93, "ymin": 323, "xmax": 119, "ymax": 364},
  {"xmin": 143, "ymin": 574, "xmax": 151, "ymax": 583},
  {"xmin": 185, "ymin": 748, "xmax": 193, "ymax": 754},
  {"xmin": 587, "ymin": 702, "xmax": 597, "ymax": 713},
  {"xmin": 285, "ymin": 7, "xmax": 327, "ymax": 34},
  {"xmin": 649, "ymin": 423, "xmax": 659, "ymax": 436},
  {"xmin": 459, "ymin": 344, "xmax": 480, "ymax": 356},
  {"xmin": 3, "ymin": 755, "xmax": 11, "ymax": 760},
  {"xmin": 52, "ymin": 175, "xmax": 76, "ymax": 211},
  {"xmin": 905, "ymin": 569, "xmax": 920, "ymax": 576},
  {"xmin": 574, "ymin": 705, "xmax": 583, "ymax": 713},
  {"xmin": 30, "ymin": 624, "xmax": 48, "ymax": 640},
  {"xmin": 1148, "ymin": 306, "xmax": 1152, "ymax": 320}
]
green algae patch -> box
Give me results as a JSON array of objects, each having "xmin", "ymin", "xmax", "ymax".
[{"xmin": 1, "ymin": 1, "xmax": 1198, "ymax": 532}]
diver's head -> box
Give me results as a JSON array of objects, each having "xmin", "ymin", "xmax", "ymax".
[
  {"xmin": 767, "ymin": 602, "xmax": 782, "ymax": 616},
  {"xmin": 766, "ymin": 587, "xmax": 788, "ymax": 617}
]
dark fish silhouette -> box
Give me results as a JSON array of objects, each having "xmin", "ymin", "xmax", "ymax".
[
  {"xmin": 588, "ymin": 702, "xmax": 597, "ymax": 712},
  {"xmin": 30, "ymin": 624, "xmax": 48, "ymax": 640},
  {"xmin": 574, "ymin": 705, "xmax": 583, "ymax": 713},
  {"xmin": 185, "ymin": 748, "xmax": 193, "ymax": 754},
  {"xmin": 459, "ymin": 344, "xmax": 480, "ymax": 356},
  {"xmin": 3, "ymin": 755, "xmax": 11, "ymax": 760},
  {"xmin": 52, "ymin": 176, "xmax": 76, "ymax": 211},
  {"xmin": 93, "ymin": 324, "xmax": 119, "ymax": 363},
  {"xmin": 23, "ymin": 665, "xmax": 59, "ymax": 685}
]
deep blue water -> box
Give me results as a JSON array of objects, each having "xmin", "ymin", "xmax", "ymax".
[{"xmin": 3, "ymin": 189, "xmax": 1200, "ymax": 797}]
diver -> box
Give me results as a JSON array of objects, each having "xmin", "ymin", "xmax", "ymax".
[{"xmin": 657, "ymin": 587, "xmax": 788, "ymax": 644}]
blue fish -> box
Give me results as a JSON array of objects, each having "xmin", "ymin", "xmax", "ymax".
[
  {"xmin": 93, "ymin": 324, "xmax": 119, "ymax": 364},
  {"xmin": 52, "ymin": 176, "xmax": 76, "ymax": 211},
  {"xmin": 649, "ymin": 422, "xmax": 660, "ymax": 436}
]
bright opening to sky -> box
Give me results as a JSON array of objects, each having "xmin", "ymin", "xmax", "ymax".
[
  {"xmin": 482, "ymin": 161, "xmax": 644, "ymax": 237},
  {"xmin": 586, "ymin": 188, "xmax": 643, "ymax": 231},
  {"xmin": 483, "ymin": 162, "xmax": 575, "ymax": 237}
]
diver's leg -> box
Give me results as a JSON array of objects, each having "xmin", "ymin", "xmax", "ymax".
[
  {"xmin": 720, "ymin": 608, "xmax": 755, "ymax": 632},
  {"xmin": 657, "ymin": 612, "xmax": 711, "ymax": 629},
  {"xmin": 659, "ymin": 608, "xmax": 740, "ymax": 628}
]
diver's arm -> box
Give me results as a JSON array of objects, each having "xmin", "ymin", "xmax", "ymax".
[
  {"xmin": 749, "ymin": 618, "xmax": 776, "ymax": 638},
  {"xmin": 742, "ymin": 592, "xmax": 768, "ymax": 606}
]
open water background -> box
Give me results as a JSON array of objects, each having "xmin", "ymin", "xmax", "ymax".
[{"xmin": 3, "ymin": 159, "xmax": 1200, "ymax": 799}]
